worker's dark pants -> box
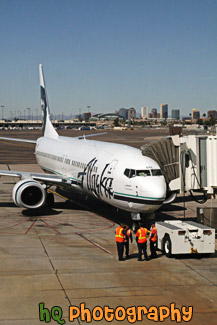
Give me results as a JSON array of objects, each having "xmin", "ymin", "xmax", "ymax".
[
  {"xmin": 116, "ymin": 242, "xmax": 124, "ymax": 261},
  {"xmin": 124, "ymin": 241, "xmax": 129, "ymax": 257},
  {"xmin": 150, "ymin": 240, "xmax": 157, "ymax": 258},
  {"xmin": 137, "ymin": 241, "xmax": 148, "ymax": 260}
]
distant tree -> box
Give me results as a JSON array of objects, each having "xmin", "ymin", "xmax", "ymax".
[
  {"xmin": 113, "ymin": 118, "xmax": 120, "ymax": 127},
  {"xmin": 210, "ymin": 116, "xmax": 216, "ymax": 126},
  {"xmin": 204, "ymin": 117, "xmax": 216, "ymax": 126},
  {"xmin": 197, "ymin": 118, "xmax": 203, "ymax": 125},
  {"xmin": 203, "ymin": 113, "xmax": 206, "ymax": 118},
  {"xmin": 161, "ymin": 119, "xmax": 167, "ymax": 126},
  {"xmin": 204, "ymin": 119, "xmax": 210, "ymax": 126}
]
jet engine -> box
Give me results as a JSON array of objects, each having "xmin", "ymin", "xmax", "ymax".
[
  {"xmin": 12, "ymin": 179, "xmax": 47, "ymax": 209},
  {"xmin": 163, "ymin": 191, "xmax": 177, "ymax": 205}
]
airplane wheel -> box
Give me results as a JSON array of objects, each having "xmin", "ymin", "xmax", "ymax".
[
  {"xmin": 163, "ymin": 235, "xmax": 172, "ymax": 258},
  {"xmin": 46, "ymin": 192, "xmax": 54, "ymax": 207},
  {"xmin": 132, "ymin": 222, "xmax": 139, "ymax": 233}
]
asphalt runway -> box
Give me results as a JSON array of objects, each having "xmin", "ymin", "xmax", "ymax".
[{"xmin": 0, "ymin": 129, "xmax": 217, "ymax": 324}]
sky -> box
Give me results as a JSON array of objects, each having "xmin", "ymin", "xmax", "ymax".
[{"xmin": 0, "ymin": 0, "xmax": 216, "ymax": 118}]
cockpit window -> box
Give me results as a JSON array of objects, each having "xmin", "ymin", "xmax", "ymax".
[
  {"xmin": 124, "ymin": 169, "xmax": 130, "ymax": 177},
  {"xmin": 136, "ymin": 170, "xmax": 151, "ymax": 176},
  {"xmin": 151, "ymin": 169, "xmax": 162, "ymax": 176},
  {"xmin": 124, "ymin": 169, "xmax": 136, "ymax": 178},
  {"xmin": 124, "ymin": 169, "xmax": 151, "ymax": 178}
]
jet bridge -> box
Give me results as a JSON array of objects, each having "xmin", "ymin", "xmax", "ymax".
[{"xmin": 141, "ymin": 134, "xmax": 217, "ymax": 196}]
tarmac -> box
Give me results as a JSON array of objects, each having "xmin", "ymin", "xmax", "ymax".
[{"xmin": 0, "ymin": 129, "xmax": 217, "ymax": 324}]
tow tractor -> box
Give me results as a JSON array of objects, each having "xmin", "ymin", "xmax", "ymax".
[{"xmin": 156, "ymin": 220, "xmax": 215, "ymax": 257}]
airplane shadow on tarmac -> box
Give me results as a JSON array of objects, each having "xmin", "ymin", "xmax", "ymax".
[
  {"xmin": 50, "ymin": 189, "xmax": 200, "ymax": 228},
  {"xmin": 18, "ymin": 189, "xmax": 133, "ymax": 226},
  {"xmin": 22, "ymin": 208, "xmax": 62, "ymax": 217},
  {"xmin": 54, "ymin": 189, "xmax": 134, "ymax": 227},
  {"xmin": 0, "ymin": 202, "xmax": 16, "ymax": 207},
  {"xmin": 1, "ymin": 188, "xmax": 205, "ymax": 229}
]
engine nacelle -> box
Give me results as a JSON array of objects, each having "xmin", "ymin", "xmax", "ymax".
[
  {"xmin": 163, "ymin": 191, "xmax": 177, "ymax": 205},
  {"xmin": 12, "ymin": 179, "xmax": 47, "ymax": 209}
]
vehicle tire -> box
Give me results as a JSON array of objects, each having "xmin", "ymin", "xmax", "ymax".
[
  {"xmin": 163, "ymin": 235, "xmax": 172, "ymax": 258},
  {"xmin": 132, "ymin": 222, "xmax": 139, "ymax": 233},
  {"xmin": 46, "ymin": 192, "xmax": 54, "ymax": 207}
]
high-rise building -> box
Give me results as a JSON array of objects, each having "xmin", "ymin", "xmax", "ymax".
[
  {"xmin": 171, "ymin": 109, "xmax": 180, "ymax": 120},
  {"xmin": 141, "ymin": 106, "xmax": 148, "ymax": 120},
  {"xmin": 160, "ymin": 104, "xmax": 168, "ymax": 119},
  {"xmin": 127, "ymin": 107, "xmax": 136, "ymax": 120},
  {"xmin": 192, "ymin": 108, "xmax": 200, "ymax": 120},
  {"xmin": 207, "ymin": 110, "xmax": 217, "ymax": 119},
  {"xmin": 149, "ymin": 108, "xmax": 158, "ymax": 118},
  {"xmin": 83, "ymin": 112, "xmax": 91, "ymax": 121},
  {"xmin": 119, "ymin": 108, "xmax": 127, "ymax": 121}
]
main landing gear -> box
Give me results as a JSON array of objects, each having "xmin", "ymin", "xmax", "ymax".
[{"xmin": 46, "ymin": 192, "xmax": 55, "ymax": 208}]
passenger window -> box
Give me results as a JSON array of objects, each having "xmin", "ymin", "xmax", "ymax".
[
  {"xmin": 136, "ymin": 170, "xmax": 151, "ymax": 176},
  {"xmin": 130, "ymin": 169, "xmax": 136, "ymax": 178},
  {"xmin": 151, "ymin": 169, "xmax": 162, "ymax": 176}
]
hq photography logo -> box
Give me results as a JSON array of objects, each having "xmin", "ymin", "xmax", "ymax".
[{"xmin": 39, "ymin": 302, "xmax": 193, "ymax": 324}]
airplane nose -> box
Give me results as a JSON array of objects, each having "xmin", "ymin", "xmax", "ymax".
[{"xmin": 141, "ymin": 177, "xmax": 166, "ymax": 199}]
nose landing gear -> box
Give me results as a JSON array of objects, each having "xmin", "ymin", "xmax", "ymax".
[{"xmin": 131, "ymin": 212, "xmax": 141, "ymax": 233}]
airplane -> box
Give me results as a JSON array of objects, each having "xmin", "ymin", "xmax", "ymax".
[{"xmin": 0, "ymin": 65, "xmax": 169, "ymax": 224}]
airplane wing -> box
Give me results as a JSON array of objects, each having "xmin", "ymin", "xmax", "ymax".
[
  {"xmin": 0, "ymin": 137, "xmax": 36, "ymax": 144},
  {"xmin": 0, "ymin": 133, "xmax": 107, "ymax": 143},
  {"xmin": 0, "ymin": 170, "xmax": 75, "ymax": 186},
  {"xmin": 76, "ymin": 132, "xmax": 107, "ymax": 140}
]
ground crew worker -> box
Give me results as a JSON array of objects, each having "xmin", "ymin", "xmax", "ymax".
[
  {"xmin": 136, "ymin": 223, "xmax": 148, "ymax": 261},
  {"xmin": 149, "ymin": 223, "xmax": 157, "ymax": 258},
  {"xmin": 124, "ymin": 225, "xmax": 133, "ymax": 258},
  {"xmin": 115, "ymin": 223, "xmax": 127, "ymax": 261}
]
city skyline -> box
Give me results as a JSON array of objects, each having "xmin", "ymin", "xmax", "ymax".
[
  {"xmin": 0, "ymin": 0, "xmax": 216, "ymax": 118},
  {"xmin": 3, "ymin": 104, "xmax": 217, "ymax": 121}
]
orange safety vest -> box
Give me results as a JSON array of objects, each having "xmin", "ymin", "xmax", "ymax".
[
  {"xmin": 136, "ymin": 227, "xmax": 147, "ymax": 243},
  {"xmin": 149, "ymin": 226, "xmax": 157, "ymax": 242},
  {"xmin": 115, "ymin": 226, "xmax": 125, "ymax": 243},
  {"xmin": 124, "ymin": 229, "xmax": 131, "ymax": 243}
]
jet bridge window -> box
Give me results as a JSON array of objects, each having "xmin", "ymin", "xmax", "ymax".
[{"xmin": 151, "ymin": 169, "xmax": 162, "ymax": 176}]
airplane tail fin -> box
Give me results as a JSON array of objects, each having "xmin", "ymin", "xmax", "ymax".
[{"xmin": 39, "ymin": 64, "xmax": 58, "ymax": 139}]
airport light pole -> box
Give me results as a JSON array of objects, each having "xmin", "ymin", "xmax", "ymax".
[
  {"xmin": 27, "ymin": 108, "xmax": 31, "ymax": 120},
  {"xmin": 1, "ymin": 105, "xmax": 4, "ymax": 121}
]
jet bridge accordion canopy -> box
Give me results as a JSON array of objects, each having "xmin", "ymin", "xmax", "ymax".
[{"xmin": 141, "ymin": 138, "xmax": 179, "ymax": 185}]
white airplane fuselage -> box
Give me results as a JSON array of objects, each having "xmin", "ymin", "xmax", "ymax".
[
  {"xmin": 0, "ymin": 65, "xmax": 168, "ymax": 215},
  {"xmin": 36, "ymin": 136, "xmax": 167, "ymax": 213}
]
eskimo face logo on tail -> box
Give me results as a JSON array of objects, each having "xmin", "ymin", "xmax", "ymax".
[
  {"xmin": 81, "ymin": 158, "xmax": 114, "ymax": 199},
  {"xmin": 40, "ymin": 86, "xmax": 47, "ymax": 132}
]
